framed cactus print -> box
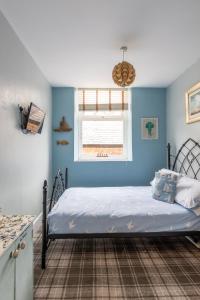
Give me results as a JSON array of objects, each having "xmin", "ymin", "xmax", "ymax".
[{"xmin": 141, "ymin": 117, "xmax": 158, "ymax": 140}]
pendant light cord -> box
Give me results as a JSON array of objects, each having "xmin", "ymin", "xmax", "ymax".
[{"xmin": 121, "ymin": 46, "xmax": 127, "ymax": 61}]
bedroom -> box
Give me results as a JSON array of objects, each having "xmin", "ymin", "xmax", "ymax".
[{"xmin": 0, "ymin": 0, "xmax": 200, "ymax": 299}]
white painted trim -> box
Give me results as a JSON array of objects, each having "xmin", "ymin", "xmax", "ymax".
[
  {"xmin": 186, "ymin": 236, "xmax": 200, "ymax": 249},
  {"xmin": 127, "ymin": 89, "xmax": 133, "ymax": 161},
  {"xmin": 74, "ymin": 88, "xmax": 79, "ymax": 161},
  {"xmin": 33, "ymin": 212, "xmax": 42, "ymax": 226},
  {"xmin": 33, "ymin": 212, "xmax": 42, "ymax": 234},
  {"xmin": 33, "ymin": 198, "xmax": 51, "ymax": 234},
  {"xmin": 74, "ymin": 88, "xmax": 132, "ymax": 162}
]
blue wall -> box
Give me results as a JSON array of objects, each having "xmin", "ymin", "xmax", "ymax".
[
  {"xmin": 52, "ymin": 87, "xmax": 166, "ymax": 187},
  {"xmin": 167, "ymin": 58, "xmax": 200, "ymax": 151}
]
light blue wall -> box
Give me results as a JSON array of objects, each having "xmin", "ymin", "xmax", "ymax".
[
  {"xmin": 167, "ymin": 58, "xmax": 200, "ymax": 151},
  {"xmin": 0, "ymin": 12, "xmax": 52, "ymax": 215},
  {"xmin": 52, "ymin": 87, "xmax": 166, "ymax": 186}
]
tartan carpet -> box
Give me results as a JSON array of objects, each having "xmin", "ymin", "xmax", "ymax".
[{"xmin": 34, "ymin": 234, "xmax": 200, "ymax": 299}]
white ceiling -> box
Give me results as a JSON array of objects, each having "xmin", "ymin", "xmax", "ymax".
[{"xmin": 0, "ymin": 0, "xmax": 200, "ymax": 88}]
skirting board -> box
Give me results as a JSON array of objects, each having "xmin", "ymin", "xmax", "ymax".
[
  {"xmin": 186, "ymin": 236, "xmax": 200, "ymax": 249},
  {"xmin": 33, "ymin": 198, "xmax": 50, "ymax": 234},
  {"xmin": 33, "ymin": 212, "xmax": 42, "ymax": 234}
]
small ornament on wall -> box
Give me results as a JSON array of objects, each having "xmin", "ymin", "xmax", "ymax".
[
  {"xmin": 141, "ymin": 117, "xmax": 158, "ymax": 140},
  {"xmin": 54, "ymin": 116, "xmax": 72, "ymax": 132},
  {"xmin": 56, "ymin": 140, "xmax": 69, "ymax": 145}
]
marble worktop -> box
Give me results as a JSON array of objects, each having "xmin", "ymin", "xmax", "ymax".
[{"xmin": 0, "ymin": 215, "xmax": 34, "ymax": 257}]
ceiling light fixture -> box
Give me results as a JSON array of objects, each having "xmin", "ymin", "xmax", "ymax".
[{"xmin": 112, "ymin": 46, "xmax": 136, "ymax": 87}]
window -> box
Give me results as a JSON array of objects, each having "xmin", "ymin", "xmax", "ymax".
[{"xmin": 74, "ymin": 88, "xmax": 132, "ymax": 161}]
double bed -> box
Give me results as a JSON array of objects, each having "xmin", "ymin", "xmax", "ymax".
[
  {"xmin": 48, "ymin": 186, "xmax": 200, "ymax": 235},
  {"xmin": 42, "ymin": 138, "xmax": 200, "ymax": 269}
]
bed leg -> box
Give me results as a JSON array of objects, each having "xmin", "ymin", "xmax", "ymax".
[
  {"xmin": 41, "ymin": 244, "xmax": 46, "ymax": 269},
  {"xmin": 41, "ymin": 180, "xmax": 47, "ymax": 269}
]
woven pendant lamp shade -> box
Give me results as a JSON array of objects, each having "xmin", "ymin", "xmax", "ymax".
[{"xmin": 112, "ymin": 47, "xmax": 136, "ymax": 87}]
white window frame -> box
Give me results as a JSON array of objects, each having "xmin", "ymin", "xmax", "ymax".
[{"xmin": 74, "ymin": 88, "xmax": 132, "ymax": 162}]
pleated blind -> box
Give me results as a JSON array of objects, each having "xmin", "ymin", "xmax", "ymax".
[{"xmin": 78, "ymin": 88, "xmax": 128, "ymax": 111}]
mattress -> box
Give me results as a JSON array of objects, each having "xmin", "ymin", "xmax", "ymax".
[{"xmin": 48, "ymin": 186, "xmax": 200, "ymax": 234}]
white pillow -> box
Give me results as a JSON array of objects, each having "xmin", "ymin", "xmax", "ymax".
[
  {"xmin": 191, "ymin": 206, "xmax": 200, "ymax": 216},
  {"xmin": 175, "ymin": 176, "xmax": 200, "ymax": 209}
]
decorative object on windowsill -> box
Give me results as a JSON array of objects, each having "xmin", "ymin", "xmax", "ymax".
[
  {"xmin": 96, "ymin": 153, "xmax": 109, "ymax": 158},
  {"xmin": 54, "ymin": 116, "xmax": 72, "ymax": 132},
  {"xmin": 112, "ymin": 46, "xmax": 136, "ymax": 87},
  {"xmin": 18, "ymin": 102, "xmax": 45, "ymax": 134},
  {"xmin": 56, "ymin": 140, "xmax": 69, "ymax": 146},
  {"xmin": 141, "ymin": 117, "xmax": 158, "ymax": 140},
  {"xmin": 186, "ymin": 81, "xmax": 200, "ymax": 124}
]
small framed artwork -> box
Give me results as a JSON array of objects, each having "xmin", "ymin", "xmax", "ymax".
[
  {"xmin": 141, "ymin": 117, "xmax": 158, "ymax": 140},
  {"xmin": 186, "ymin": 81, "xmax": 200, "ymax": 124}
]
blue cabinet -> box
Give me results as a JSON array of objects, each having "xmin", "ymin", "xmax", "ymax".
[
  {"xmin": 0, "ymin": 225, "xmax": 33, "ymax": 300},
  {"xmin": 0, "ymin": 241, "xmax": 15, "ymax": 300}
]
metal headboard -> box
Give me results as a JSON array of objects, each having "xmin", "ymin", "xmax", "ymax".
[
  {"xmin": 168, "ymin": 138, "xmax": 200, "ymax": 180},
  {"xmin": 49, "ymin": 169, "xmax": 65, "ymax": 212}
]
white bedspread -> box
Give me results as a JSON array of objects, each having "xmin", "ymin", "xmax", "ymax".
[{"xmin": 48, "ymin": 186, "xmax": 200, "ymax": 234}]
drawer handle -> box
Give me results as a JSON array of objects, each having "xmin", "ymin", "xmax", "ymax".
[
  {"xmin": 12, "ymin": 249, "xmax": 19, "ymax": 258},
  {"xmin": 20, "ymin": 241, "xmax": 26, "ymax": 250}
]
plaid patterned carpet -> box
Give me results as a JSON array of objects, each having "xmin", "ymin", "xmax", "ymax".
[{"xmin": 34, "ymin": 234, "xmax": 200, "ymax": 299}]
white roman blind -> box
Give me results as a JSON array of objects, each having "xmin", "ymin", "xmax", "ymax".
[{"xmin": 78, "ymin": 88, "xmax": 128, "ymax": 111}]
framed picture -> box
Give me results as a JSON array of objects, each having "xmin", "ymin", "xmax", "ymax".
[
  {"xmin": 141, "ymin": 117, "xmax": 158, "ymax": 140},
  {"xmin": 186, "ymin": 81, "xmax": 200, "ymax": 124}
]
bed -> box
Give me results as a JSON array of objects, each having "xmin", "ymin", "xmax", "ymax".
[{"xmin": 41, "ymin": 138, "xmax": 200, "ymax": 269}]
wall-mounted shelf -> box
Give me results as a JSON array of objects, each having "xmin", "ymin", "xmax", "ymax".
[
  {"xmin": 57, "ymin": 140, "xmax": 69, "ymax": 145},
  {"xmin": 54, "ymin": 116, "xmax": 72, "ymax": 132}
]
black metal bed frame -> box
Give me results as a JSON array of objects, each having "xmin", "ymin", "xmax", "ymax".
[{"xmin": 41, "ymin": 138, "xmax": 200, "ymax": 269}]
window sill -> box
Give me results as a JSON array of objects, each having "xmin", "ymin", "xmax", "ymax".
[{"xmin": 74, "ymin": 158, "xmax": 132, "ymax": 162}]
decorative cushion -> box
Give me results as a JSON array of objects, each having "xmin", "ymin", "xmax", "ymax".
[
  {"xmin": 152, "ymin": 172, "xmax": 178, "ymax": 204},
  {"xmin": 158, "ymin": 168, "xmax": 181, "ymax": 177},
  {"xmin": 150, "ymin": 168, "xmax": 181, "ymax": 187}
]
